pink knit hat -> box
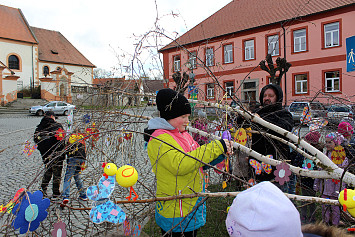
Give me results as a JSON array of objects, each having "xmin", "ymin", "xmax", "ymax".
[
  {"xmin": 338, "ymin": 121, "xmax": 353, "ymax": 137},
  {"xmin": 304, "ymin": 131, "xmax": 321, "ymax": 144}
]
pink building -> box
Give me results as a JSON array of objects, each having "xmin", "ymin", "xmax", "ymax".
[{"xmin": 159, "ymin": 0, "xmax": 355, "ymax": 106}]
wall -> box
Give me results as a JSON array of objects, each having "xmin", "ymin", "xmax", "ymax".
[
  {"xmin": 0, "ymin": 39, "xmax": 36, "ymax": 88},
  {"xmin": 163, "ymin": 6, "xmax": 355, "ymax": 106},
  {"xmin": 38, "ymin": 62, "xmax": 93, "ymax": 86}
]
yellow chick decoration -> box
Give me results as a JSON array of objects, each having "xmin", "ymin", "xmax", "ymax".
[
  {"xmin": 116, "ymin": 165, "xmax": 138, "ymax": 201},
  {"xmin": 338, "ymin": 188, "xmax": 355, "ymax": 217},
  {"xmin": 102, "ymin": 162, "xmax": 118, "ymax": 179}
]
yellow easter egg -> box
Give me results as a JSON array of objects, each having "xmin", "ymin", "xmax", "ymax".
[
  {"xmin": 69, "ymin": 134, "xmax": 78, "ymax": 144},
  {"xmin": 233, "ymin": 128, "xmax": 247, "ymax": 146},
  {"xmin": 226, "ymin": 206, "xmax": 230, "ymax": 213},
  {"xmin": 104, "ymin": 163, "xmax": 118, "ymax": 176},
  {"xmin": 116, "ymin": 165, "xmax": 138, "ymax": 187}
]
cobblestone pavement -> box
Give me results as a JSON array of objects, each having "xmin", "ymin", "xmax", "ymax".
[
  {"xmin": 0, "ymin": 110, "xmax": 311, "ymax": 236},
  {"xmin": 0, "ymin": 111, "xmax": 156, "ymax": 236}
]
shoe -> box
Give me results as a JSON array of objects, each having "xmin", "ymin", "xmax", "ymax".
[
  {"xmin": 62, "ymin": 198, "xmax": 69, "ymax": 204},
  {"xmin": 79, "ymin": 195, "xmax": 88, "ymax": 201},
  {"xmin": 60, "ymin": 198, "xmax": 69, "ymax": 208}
]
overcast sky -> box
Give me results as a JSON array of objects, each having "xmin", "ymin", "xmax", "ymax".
[{"xmin": 2, "ymin": 0, "xmax": 231, "ymax": 76}]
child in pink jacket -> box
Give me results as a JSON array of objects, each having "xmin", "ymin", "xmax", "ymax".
[{"xmin": 314, "ymin": 132, "xmax": 348, "ymax": 226}]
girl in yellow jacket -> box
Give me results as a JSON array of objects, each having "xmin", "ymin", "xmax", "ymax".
[{"xmin": 144, "ymin": 88, "xmax": 232, "ymax": 236}]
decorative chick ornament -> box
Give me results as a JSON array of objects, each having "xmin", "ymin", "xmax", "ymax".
[
  {"xmin": 102, "ymin": 162, "xmax": 118, "ymax": 179},
  {"xmin": 116, "ymin": 165, "xmax": 138, "ymax": 201},
  {"xmin": 338, "ymin": 188, "xmax": 355, "ymax": 217}
]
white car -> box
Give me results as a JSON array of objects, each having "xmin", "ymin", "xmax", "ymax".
[
  {"xmin": 327, "ymin": 105, "xmax": 353, "ymax": 124},
  {"xmin": 29, "ymin": 101, "xmax": 76, "ymax": 116}
]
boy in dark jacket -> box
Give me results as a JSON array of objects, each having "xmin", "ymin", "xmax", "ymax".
[
  {"xmin": 62, "ymin": 131, "xmax": 87, "ymax": 204},
  {"xmin": 34, "ymin": 111, "xmax": 65, "ymax": 198}
]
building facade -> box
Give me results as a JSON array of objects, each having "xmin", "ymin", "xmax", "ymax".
[
  {"xmin": 0, "ymin": 5, "xmax": 95, "ymax": 105},
  {"xmin": 159, "ymin": 0, "xmax": 355, "ymax": 106}
]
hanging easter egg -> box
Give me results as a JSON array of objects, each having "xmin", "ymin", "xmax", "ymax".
[
  {"xmin": 116, "ymin": 165, "xmax": 138, "ymax": 188},
  {"xmin": 51, "ymin": 221, "xmax": 67, "ymax": 237},
  {"xmin": 331, "ymin": 145, "xmax": 346, "ymax": 165},
  {"xmin": 233, "ymin": 128, "xmax": 247, "ymax": 146},
  {"xmin": 69, "ymin": 134, "xmax": 84, "ymax": 144}
]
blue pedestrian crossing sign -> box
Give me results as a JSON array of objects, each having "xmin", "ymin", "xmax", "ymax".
[{"xmin": 346, "ymin": 36, "xmax": 355, "ymax": 72}]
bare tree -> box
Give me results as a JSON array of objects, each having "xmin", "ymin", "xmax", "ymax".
[{"xmin": 259, "ymin": 54, "xmax": 292, "ymax": 85}]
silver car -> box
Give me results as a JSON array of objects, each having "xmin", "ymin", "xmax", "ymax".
[
  {"xmin": 29, "ymin": 101, "xmax": 76, "ymax": 116},
  {"xmin": 327, "ymin": 104, "xmax": 353, "ymax": 124},
  {"xmin": 288, "ymin": 101, "xmax": 327, "ymax": 124}
]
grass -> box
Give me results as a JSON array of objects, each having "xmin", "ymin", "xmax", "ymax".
[{"xmin": 142, "ymin": 182, "xmax": 236, "ymax": 237}]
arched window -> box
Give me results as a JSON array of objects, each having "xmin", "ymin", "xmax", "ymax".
[
  {"xmin": 8, "ymin": 55, "xmax": 19, "ymax": 70},
  {"xmin": 43, "ymin": 66, "xmax": 49, "ymax": 77}
]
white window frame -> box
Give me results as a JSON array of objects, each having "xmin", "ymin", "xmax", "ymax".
[
  {"xmin": 189, "ymin": 52, "xmax": 197, "ymax": 69},
  {"xmin": 224, "ymin": 44, "xmax": 233, "ymax": 63},
  {"xmin": 206, "ymin": 83, "xmax": 215, "ymax": 99},
  {"xmin": 206, "ymin": 48, "xmax": 214, "ymax": 66},
  {"xmin": 293, "ymin": 29, "xmax": 307, "ymax": 52},
  {"xmin": 268, "ymin": 35, "xmax": 279, "ymax": 56},
  {"xmin": 225, "ymin": 81, "xmax": 234, "ymax": 97},
  {"xmin": 244, "ymin": 39, "xmax": 255, "ymax": 60},
  {"xmin": 294, "ymin": 74, "xmax": 308, "ymax": 94},
  {"xmin": 324, "ymin": 22, "xmax": 339, "ymax": 48},
  {"xmin": 173, "ymin": 55, "xmax": 180, "ymax": 72},
  {"xmin": 325, "ymin": 71, "xmax": 340, "ymax": 92}
]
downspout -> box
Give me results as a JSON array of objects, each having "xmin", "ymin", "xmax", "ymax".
[
  {"xmin": 32, "ymin": 45, "xmax": 34, "ymax": 93},
  {"xmin": 281, "ymin": 23, "xmax": 287, "ymax": 107}
]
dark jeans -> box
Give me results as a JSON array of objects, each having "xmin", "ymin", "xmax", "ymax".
[
  {"xmin": 41, "ymin": 160, "xmax": 63, "ymax": 197},
  {"xmin": 161, "ymin": 228, "xmax": 198, "ymax": 237}
]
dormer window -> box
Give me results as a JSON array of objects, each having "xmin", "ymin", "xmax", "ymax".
[{"xmin": 51, "ymin": 50, "xmax": 58, "ymax": 54}]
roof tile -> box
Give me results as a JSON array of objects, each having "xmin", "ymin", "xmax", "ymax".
[
  {"xmin": 31, "ymin": 27, "xmax": 95, "ymax": 67},
  {"xmin": 160, "ymin": 0, "xmax": 355, "ymax": 51},
  {"xmin": 0, "ymin": 5, "xmax": 37, "ymax": 43}
]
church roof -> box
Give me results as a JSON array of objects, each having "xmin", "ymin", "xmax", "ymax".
[
  {"xmin": 0, "ymin": 5, "xmax": 37, "ymax": 44},
  {"xmin": 32, "ymin": 27, "xmax": 95, "ymax": 67}
]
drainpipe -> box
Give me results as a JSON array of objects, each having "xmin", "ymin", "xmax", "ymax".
[
  {"xmin": 281, "ymin": 23, "xmax": 287, "ymax": 107},
  {"xmin": 32, "ymin": 45, "xmax": 34, "ymax": 95}
]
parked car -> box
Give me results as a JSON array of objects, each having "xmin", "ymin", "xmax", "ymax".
[
  {"xmin": 327, "ymin": 104, "xmax": 353, "ymax": 124},
  {"xmin": 29, "ymin": 101, "xmax": 76, "ymax": 116},
  {"xmin": 288, "ymin": 101, "xmax": 327, "ymax": 124},
  {"xmin": 194, "ymin": 106, "xmax": 225, "ymax": 117}
]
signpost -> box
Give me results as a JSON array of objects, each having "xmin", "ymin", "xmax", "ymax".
[
  {"xmin": 188, "ymin": 86, "xmax": 198, "ymax": 116},
  {"xmin": 346, "ymin": 36, "xmax": 355, "ymax": 72}
]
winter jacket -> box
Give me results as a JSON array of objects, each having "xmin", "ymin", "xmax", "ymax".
[
  {"xmin": 144, "ymin": 117, "xmax": 227, "ymax": 232},
  {"xmin": 67, "ymin": 142, "xmax": 86, "ymax": 160},
  {"xmin": 252, "ymin": 84, "xmax": 294, "ymax": 181},
  {"xmin": 34, "ymin": 116, "xmax": 65, "ymax": 164},
  {"xmin": 314, "ymin": 151, "xmax": 348, "ymax": 197}
]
